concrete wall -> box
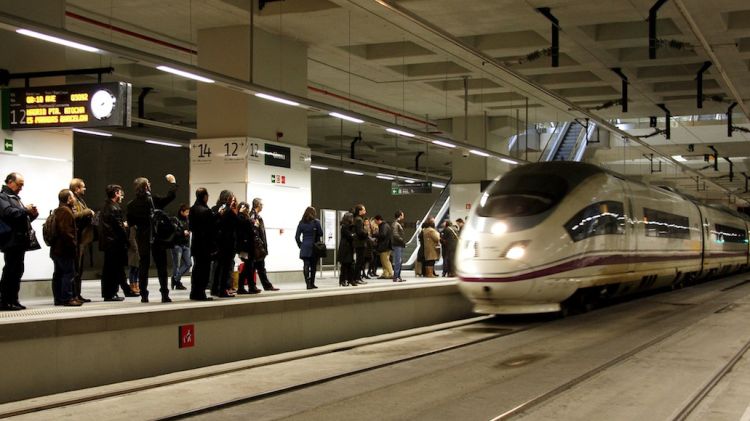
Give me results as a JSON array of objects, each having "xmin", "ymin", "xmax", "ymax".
[{"xmin": 0, "ymin": 283, "xmax": 474, "ymax": 403}]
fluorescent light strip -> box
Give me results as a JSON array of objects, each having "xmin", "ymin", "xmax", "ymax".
[
  {"xmin": 17, "ymin": 29, "xmax": 99, "ymax": 53},
  {"xmin": 72, "ymin": 128, "xmax": 112, "ymax": 137},
  {"xmin": 344, "ymin": 170, "xmax": 364, "ymax": 176},
  {"xmin": 432, "ymin": 140, "xmax": 456, "ymax": 148},
  {"xmin": 433, "ymin": 182, "xmax": 446, "ymax": 189},
  {"xmin": 310, "ymin": 165, "xmax": 329, "ymax": 170},
  {"xmin": 386, "ymin": 128, "xmax": 415, "ymax": 137},
  {"xmin": 18, "ymin": 154, "xmax": 67, "ymax": 162},
  {"xmin": 156, "ymin": 66, "xmax": 215, "ymax": 83},
  {"xmin": 501, "ymin": 158, "xmax": 518, "ymax": 165},
  {"xmin": 469, "ymin": 149, "xmax": 489, "ymax": 157},
  {"xmin": 376, "ymin": 175, "xmax": 395, "ymax": 180},
  {"xmin": 329, "ymin": 112, "xmax": 364, "ymax": 124},
  {"xmin": 146, "ymin": 139, "xmax": 183, "ymax": 148},
  {"xmin": 672, "ymin": 155, "xmax": 688, "ymax": 162},
  {"xmin": 255, "ymin": 93, "xmax": 300, "ymax": 107},
  {"xmin": 404, "ymin": 179, "xmax": 415, "ymax": 184}
]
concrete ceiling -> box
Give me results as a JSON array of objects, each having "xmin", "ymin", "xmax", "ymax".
[{"xmin": 7, "ymin": 0, "xmax": 750, "ymax": 202}]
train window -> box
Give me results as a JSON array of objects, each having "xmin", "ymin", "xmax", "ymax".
[
  {"xmin": 564, "ymin": 201, "xmax": 625, "ymax": 242},
  {"xmin": 476, "ymin": 174, "xmax": 567, "ymax": 218},
  {"xmin": 643, "ymin": 208, "xmax": 690, "ymax": 239},
  {"xmin": 713, "ymin": 224, "xmax": 748, "ymax": 244}
]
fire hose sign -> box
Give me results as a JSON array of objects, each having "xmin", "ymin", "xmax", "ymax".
[{"xmin": 178, "ymin": 324, "xmax": 195, "ymax": 348}]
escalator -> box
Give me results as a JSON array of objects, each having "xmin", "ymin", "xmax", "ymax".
[
  {"xmin": 539, "ymin": 121, "xmax": 594, "ymax": 162},
  {"xmin": 552, "ymin": 121, "xmax": 584, "ymax": 160},
  {"xmin": 402, "ymin": 181, "xmax": 451, "ymax": 269}
]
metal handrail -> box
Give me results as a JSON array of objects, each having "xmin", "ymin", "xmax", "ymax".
[
  {"xmin": 572, "ymin": 122, "xmax": 597, "ymax": 162},
  {"xmin": 404, "ymin": 195, "xmax": 451, "ymax": 267}
]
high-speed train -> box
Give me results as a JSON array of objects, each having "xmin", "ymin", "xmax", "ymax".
[{"xmin": 456, "ymin": 161, "xmax": 749, "ymax": 315}]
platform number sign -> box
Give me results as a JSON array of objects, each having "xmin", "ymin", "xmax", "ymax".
[{"xmin": 178, "ymin": 324, "xmax": 195, "ymax": 348}]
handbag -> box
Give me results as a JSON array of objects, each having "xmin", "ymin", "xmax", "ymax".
[
  {"xmin": 27, "ymin": 227, "xmax": 41, "ymax": 251},
  {"xmin": 313, "ymin": 241, "xmax": 327, "ymax": 258}
]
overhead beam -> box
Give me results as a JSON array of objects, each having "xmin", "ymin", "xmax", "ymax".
[
  {"xmin": 696, "ymin": 61, "xmax": 711, "ymax": 109},
  {"xmin": 536, "ymin": 8, "xmax": 559, "ymax": 67},
  {"xmin": 611, "ymin": 68, "xmax": 628, "ymax": 112}
]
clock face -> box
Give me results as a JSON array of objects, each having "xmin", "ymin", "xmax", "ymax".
[{"xmin": 90, "ymin": 90, "xmax": 116, "ymax": 120}]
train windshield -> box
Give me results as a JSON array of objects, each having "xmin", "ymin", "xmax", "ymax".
[{"xmin": 476, "ymin": 174, "xmax": 567, "ymax": 218}]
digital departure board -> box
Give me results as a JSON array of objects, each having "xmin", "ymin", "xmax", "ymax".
[{"xmin": 1, "ymin": 82, "xmax": 131, "ymax": 130}]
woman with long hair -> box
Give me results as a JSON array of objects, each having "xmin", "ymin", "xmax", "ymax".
[
  {"xmin": 295, "ymin": 206, "xmax": 323, "ymax": 289},
  {"xmin": 338, "ymin": 212, "xmax": 356, "ymax": 287}
]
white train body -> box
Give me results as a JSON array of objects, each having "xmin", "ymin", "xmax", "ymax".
[{"xmin": 457, "ymin": 162, "xmax": 749, "ymax": 314}]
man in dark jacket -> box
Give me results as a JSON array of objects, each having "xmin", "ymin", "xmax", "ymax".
[
  {"xmin": 0, "ymin": 173, "xmax": 38, "ymax": 310},
  {"xmin": 374, "ymin": 215, "xmax": 393, "ymax": 279},
  {"xmin": 126, "ymin": 174, "xmax": 177, "ymax": 303},
  {"xmin": 70, "ymin": 178, "xmax": 94, "ymax": 303},
  {"xmin": 99, "ymin": 184, "xmax": 137, "ymax": 301},
  {"xmin": 391, "ymin": 210, "xmax": 406, "ymax": 282},
  {"xmin": 51, "ymin": 189, "xmax": 81, "ymax": 307},
  {"xmin": 188, "ymin": 188, "xmax": 214, "ymax": 301},
  {"xmin": 352, "ymin": 204, "xmax": 368, "ymax": 285},
  {"xmin": 250, "ymin": 197, "xmax": 278, "ymax": 291}
]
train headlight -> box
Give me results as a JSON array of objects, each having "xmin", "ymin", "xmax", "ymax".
[
  {"xmin": 490, "ymin": 222, "xmax": 508, "ymax": 235},
  {"xmin": 503, "ymin": 241, "xmax": 529, "ymax": 260}
]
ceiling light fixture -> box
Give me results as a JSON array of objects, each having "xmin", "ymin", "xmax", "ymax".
[
  {"xmin": 432, "ymin": 140, "xmax": 456, "ymax": 148},
  {"xmin": 16, "ymin": 29, "xmax": 99, "ymax": 53},
  {"xmin": 310, "ymin": 165, "xmax": 329, "ymax": 170},
  {"xmin": 501, "ymin": 158, "xmax": 519, "ymax": 165},
  {"xmin": 344, "ymin": 170, "xmax": 364, "ymax": 176},
  {"xmin": 156, "ymin": 65, "xmax": 215, "ymax": 83},
  {"xmin": 386, "ymin": 128, "xmax": 415, "ymax": 137},
  {"xmin": 672, "ymin": 155, "xmax": 688, "ymax": 162},
  {"xmin": 376, "ymin": 175, "xmax": 395, "ymax": 180},
  {"xmin": 469, "ymin": 149, "xmax": 490, "ymax": 157},
  {"xmin": 145, "ymin": 139, "xmax": 183, "ymax": 148},
  {"xmin": 255, "ymin": 93, "xmax": 300, "ymax": 107},
  {"xmin": 433, "ymin": 182, "xmax": 446, "ymax": 188},
  {"xmin": 329, "ymin": 112, "xmax": 364, "ymax": 124},
  {"xmin": 72, "ymin": 128, "xmax": 112, "ymax": 137},
  {"xmin": 18, "ymin": 154, "xmax": 68, "ymax": 162}
]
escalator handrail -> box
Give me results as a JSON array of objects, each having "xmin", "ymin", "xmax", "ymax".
[
  {"xmin": 571, "ymin": 122, "xmax": 597, "ymax": 162},
  {"xmin": 539, "ymin": 121, "xmax": 569, "ymax": 162},
  {"xmin": 404, "ymin": 194, "xmax": 451, "ymax": 267}
]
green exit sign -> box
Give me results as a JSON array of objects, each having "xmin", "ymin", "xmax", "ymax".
[{"xmin": 3, "ymin": 138, "xmax": 12, "ymax": 152}]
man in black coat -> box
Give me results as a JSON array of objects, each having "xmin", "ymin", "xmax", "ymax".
[
  {"xmin": 126, "ymin": 174, "xmax": 177, "ymax": 303},
  {"xmin": 374, "ymin": 215, "xmax": 393, "ymax": 279},
  {"xmin": 250, "ymin": 197, "xmax": 278, "ymax": 291},
  {"xmin": 352, "ymin": 204, "xmax": 368, "ymax": 285},
  {"xmin": 0, "ymin": 172, "xmax": 38, "ymax": 310},
  {"xmin": 188, "ymin": 188, "xmax": 214, "ymax": 301},
  {"xmin": 99, "ymin": 184, "xmax": 137, "ymax": 301}
]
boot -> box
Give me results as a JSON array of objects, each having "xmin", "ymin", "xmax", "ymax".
[
  {"xmin": 161, "ymin": 291, "xmax": 172, "ymax": 303},
  {"xmin": 425, "ymin": 267, "xmax": 437, "ymax": 278}
]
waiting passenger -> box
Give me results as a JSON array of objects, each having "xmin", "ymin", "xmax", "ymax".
[
  {"xmin": 50, "ymin": 189, "xmax": 81, "ymax": 306},
  {"xmin": 98, "ymin": 184, "xmax": 138, "ymax": 301},
  {"xmin": 70, "ymin": 178, "xmax": 95, "ymax": 304},
  {"xmin": 440, "ymin": 220, "xmax": 459, "ymax": 277},
  {"xmin": 352, "ymin": 204, "xmax": 368, "ymax": 284},
  {"xmin": 126, "ymin": 174, "xmax": 178, "ymax": 303},
  {"xmin": 422, "ymin": 218, "xmax": 440, "ymax": 278},
  {"xmin": 295, "ymin": 206, "xmax": 323, "ymax": 290},
  {"xmin": 338, "ymin": 212, "xmax": 356, "ymax": 287},
  {"xmin": 188, "ymin": 188, "xmax": 214, "ymax": 301},
  {"xmin": 374, "ymin": 215, "xmax": 393, "ymax": 279},
  {"xmin": 0, "ymin": 172, "xmax": 38, "ymax": 311},
  {"xmin": 391, "ymin": 210, "xmax": 406, "ymax": 282},
  {"xmin": 236, "ymin": 201, "xmax": 260, "ymax": 295},
  {"xmin": 250, "ymin": 198, "xmax": 279, "ymax": 291},
  {"xmin": 455, "ymin": 218, "xmax": 465, "ymax": 234},
  {"xmin": 170, "ymin": 204, "xmax": 191, "ymax": 291},
  {"xmin": 211, "ymin": 190, "xmax": 238, "ymax": 298}
]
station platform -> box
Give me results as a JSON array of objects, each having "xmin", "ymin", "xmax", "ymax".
[{"xmin": 0, "ymin": 272, "xmax": 473, "ymax": 404}]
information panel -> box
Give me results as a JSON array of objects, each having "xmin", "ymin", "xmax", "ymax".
[
  {"xmin": 1, "ymin": 82, "xmax": 131, "ymax": 130},
  {"xmin": 391, "ymin": 181, "xmax": 432, "ymax": 195}
]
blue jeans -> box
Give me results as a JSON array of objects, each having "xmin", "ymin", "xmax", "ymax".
[
  {"xmin": 51, "ymin": 255, "xmax": 76, "ymax": 303},
  {"xmin": 171, "ymin": 244, "xmax": 192, "ymax": 281},
  {"xmin": 392, "ymin": 246, "xmax": 403, "ymax": 279}
]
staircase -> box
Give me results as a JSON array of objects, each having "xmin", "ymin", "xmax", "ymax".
[{"xmin": 552, "ymin": 122, "xmax": 584, "ymax": 161}]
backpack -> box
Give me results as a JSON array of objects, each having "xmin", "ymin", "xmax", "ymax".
[
  {"xmin": 42, "ymin": 210, "xmax": 57, "ymax": 247},
  {"xmin": 152, "ymin": 209, "xmax": 178, "ymax": 244}
]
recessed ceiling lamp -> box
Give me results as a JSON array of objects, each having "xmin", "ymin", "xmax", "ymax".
[
  {"xmin": 145, "ymin": 139, "xmax": 183, "ymax": 148},
  {"xmin": 672, "ymin": 155, "xmax": 688, "ymax": 162},
  {"xmin": 72, "ymin": 128, "xmax": 112, "ymax": 137},
  {"xmin": 433, "ymin": 182, "xmax": 446, "ymax": 188},
  {"xmin": 156, "ymin": 66, "xmax": 215, "ymax": 83},
  {"xmin": 376, "ymin": 174, "xmax": 395, "ymax": 180},
  {"xmin": 501, "ymin": 158, "xmax": 519, "ymax": 165},
  {"xmin": 16, "ymin": 29, "xmax": 99, "ymax": 53},
  {"xmin": 344, "ymin": 170, "xmax": 364, "ymax": 176},
  {"xmin": 386, "ymin": 128, "xmax": 415, "ymax": 137},
  {"xmin": 255, "ymin": 93, "xmax": 300, "ymax": 107},
  {"xmin": 329, "ymin": 112, "xmax": 364, "ymax": 124},
  {"xmin": 310, "ymin": 165, "xmax": 329, "ymax": 170}
]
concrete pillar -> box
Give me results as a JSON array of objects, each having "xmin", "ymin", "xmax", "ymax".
[{"xmin": 197, "ymin": 25, "xmax": 308, "ymax": 146}]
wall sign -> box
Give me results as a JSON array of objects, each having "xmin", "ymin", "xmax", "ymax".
[
  {"xmin": 391, "ymin": 181, "xmax": 432, "ymax": 195},
  {"xmin": 190, "ymin": 138, "xmax": 249, "ymax": 183},
  {"xmin": 178, "ymin": 324, "xmax": 195, "ymax": 348},
  {"xmin": 1, "ymin": 82, "xmax": 131, "ymax": 130}
]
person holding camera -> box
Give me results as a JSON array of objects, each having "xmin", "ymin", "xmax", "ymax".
[
  {"xmin": 126, "ymin": 174, "xmax": 177, "ymax": 303},
  {"xmin": 295, "ymin": 206, "xmax": 323, "ymax": 290}
]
